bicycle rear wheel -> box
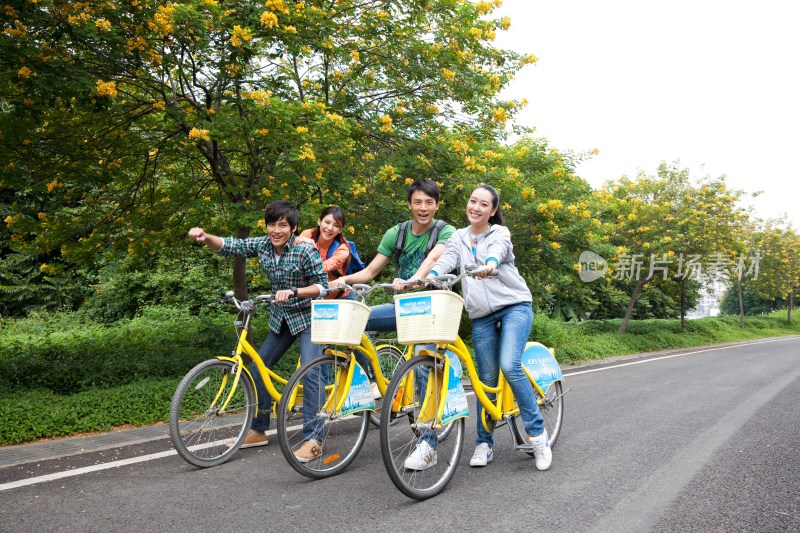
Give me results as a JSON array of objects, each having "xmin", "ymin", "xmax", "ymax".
[
  {"xmin": 379, "ymin": 356, "xmax": 465, "ymax": 500},
  {"xmin": 369, "ymin": 344, "xmax": 405, "ymax": 427},
  {"xmin": 169, "ymin": 358, "xmax": 255, "ymax": 468},
  {"xmin": 510, "ymin": 380, "xmax": 564, "ymax": 454},
  {"xmin": 277, "ymin": 354, "xmax": 370, "ymax": 479}
]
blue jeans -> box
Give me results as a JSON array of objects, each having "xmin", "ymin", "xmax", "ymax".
[
  {"xmin": 250, "ymin": 321, "xmax": 322, "ymax": 440},
  {"xmin": 365, "ymin": 302, "xmax": 437, "ymax": 444},
  {"xmin": 472, "ymin": 302, "xmax": 543, "ymax": 446}
]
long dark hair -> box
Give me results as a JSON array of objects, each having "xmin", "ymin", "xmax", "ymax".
[
  {"xmin": 473, "ymin": 184, "xmax": 504, "ymax": 225},
  {"xmin": 311, "ymin": 205, "xmax": 351, "ymax": 275}
]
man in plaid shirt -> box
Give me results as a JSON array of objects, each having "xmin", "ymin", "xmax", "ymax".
[{"xmin": 188, "ymin": 200, "xmax": 329, "ymax": 461}]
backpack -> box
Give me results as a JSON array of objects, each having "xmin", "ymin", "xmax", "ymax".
[
  {"xmin": 393, "ymin": 219, "xmax": 446, "ymax": 278},
  {"xmin": 320, "ymin": 238, "xmax": 365, "ymax": 276}
]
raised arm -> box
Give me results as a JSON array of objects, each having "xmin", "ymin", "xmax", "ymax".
[{"xmin": 187, "ymin": 227, "xmax": 223, "ymax": 252}]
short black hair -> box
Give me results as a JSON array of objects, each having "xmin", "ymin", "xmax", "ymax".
[
  {"xmin": 264, "ymin": 200, "xmax": 300, "ymax": 229},
  {"xmin": 406, "ymin": 179, "xmax": 441, "ymax": 203}
]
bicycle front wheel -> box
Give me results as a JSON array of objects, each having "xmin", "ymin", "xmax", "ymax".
[
  {"xmin": 277, "ymin": 354, "xmax": 370, "ymax": 479},
  {"xmin": 169, "ymin": 358, "xmax": 255, "ymax": 468},
  {"xmin": 510, "ymin": 380, "xmax": 564, "ymax": 454},
  {"xmin": 379, "ymin": 356, "xmax": 465, "ymax": 500}
]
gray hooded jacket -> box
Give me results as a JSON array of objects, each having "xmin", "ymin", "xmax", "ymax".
[{"xmin": 430, "ymin": 225, "xmax": 532, "ymax": 319}]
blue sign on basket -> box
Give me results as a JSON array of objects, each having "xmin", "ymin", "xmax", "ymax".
[
  {"xmin": 313, "ymin": 303, "xmax": 339, "ymax": 321},
  {"xmin": 397, "ymin": 296, "xmax": 432, "ymax": 317}
]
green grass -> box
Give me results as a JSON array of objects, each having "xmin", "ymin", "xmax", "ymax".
[
  {"xmin": 534, "ymin": 311, "xmax": 800, "ymax": 364},
  {"xmin": 1, "ymin": 310, "xmax": 797, "ymax": 446}
]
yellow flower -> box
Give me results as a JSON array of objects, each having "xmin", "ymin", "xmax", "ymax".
[
  {"xmin": 348, "ymin": 226, "xmax": 355, "ymax": 234},
  {"xmin": 188, "ymin": 128, "xmax": 211, "ymax": 141},
  {"xmin": 350, "ymin": 50, "xmax": 360, "ymax": 63},
  {"xmin": 378, "ymin": 115, "xmax": 393, "ymax": 133},
  {"xmin": 441, "ymin": 68, "xmax": 455, "ymax": 81},
  {"xmin": 296, "ymin": 126, "xmax": 308, "ymax": 133},
  {"xmin": 230, "ymin": 25, "xmax": 253, "ymax": 49},
  {"xmin": 284, "ymin": 25, "xmax": 297, "ymax": 34},
  {"xmin": 17, "ymin": 66, "xmax": 33, "ymax": 78},
  {"xmin": 40, "ymin": 263, "xmax": 48, "ymax": 272},
  {"xmin": 95, "ymin": 18, "xmax": 112, "ymax": 32},
  {"xmin": 260, "ymin": 11, "xmax": 278, "ymax": 28},
  {"xmin": 490, "ymin": 107, "xmax": 507, "ymax": 123},
  {"xmin": 95, "ymin": 80, "xmax": 118, "ymax": 98},
  {"xmin": 152, "ymin": 100, "xmax": 165, "ymax": 110}
]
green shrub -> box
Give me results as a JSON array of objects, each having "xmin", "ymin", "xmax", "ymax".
[{"xmin": 0, "ymin": 305, "xmax": 277, "ymax": 394}]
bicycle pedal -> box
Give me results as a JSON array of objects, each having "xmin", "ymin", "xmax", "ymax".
[{"xmin": 514, "ymin": 443, "xmax": 535, "ymax": 451}]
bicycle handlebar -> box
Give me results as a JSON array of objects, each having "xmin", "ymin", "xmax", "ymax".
[
  {"xmin": 222, "ymin": 290, "xmax": 274, "ymax": 312},
  {"xmin": 409, "ymin": 266, "xmax": 497, "ymax": 290}
]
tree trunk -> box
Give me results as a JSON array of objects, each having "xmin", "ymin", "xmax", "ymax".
[
  {"xmin": 233, "ymin": 225, "xmax": 251, "ymax": 300},
  {"xmin": 788, "ymin": 292, "xmax": 794, "ymax": 324},
  {"xmin": 619, "ymin": 277, "xmax": 648, "ymax": 333},
  {"xmin": 737, "ymin": 277, "xmax": 745, "ymax": 328},
  {"xmin": 679, "ymin": 280, "xmax": 686, "ymax": 332}
]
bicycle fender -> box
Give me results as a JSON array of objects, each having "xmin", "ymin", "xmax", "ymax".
[{"xmin": 521, "ymin": 342, "xmax": 564, "ymax": 394}]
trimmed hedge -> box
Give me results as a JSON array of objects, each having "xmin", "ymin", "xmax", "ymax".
[{"xmin": 0, "ymin": 306, "xmax": 281, "ymax": 395}]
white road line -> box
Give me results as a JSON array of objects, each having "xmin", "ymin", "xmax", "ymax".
[
  {"xmin": 3, "ymin": 335, "xmax": 797, "ymax": 492},
  {"xmin": 0, "ymin": 427, "xmax": 280, "ymax": 493},
  {"xmin": 0, "ymin": 450, "xmax": 177, "ymax": 492}
]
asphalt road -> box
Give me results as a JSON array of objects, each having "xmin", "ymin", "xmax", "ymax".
[{"xmin": 1, "ymin": 336, "xmax": 799, "ymax": 532}]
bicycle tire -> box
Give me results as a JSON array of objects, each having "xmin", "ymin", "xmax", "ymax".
[
  {"xmin": 169, "ymin": 358, "xmax": 256, "ymax": 468},
  {"xmin": 379, "ymin": 356, "xmax": 465, "ymax": 500},
  {"xmin": 277, "ymin": 354, "xmax": 370, "ymax": 479},
  {"xmin": 509, "ymin": 380, "xmax": 564, "ymax": 455},
  {"xmin": 369, "ymin": 344, "xmax": 405, "ymax": 427}
]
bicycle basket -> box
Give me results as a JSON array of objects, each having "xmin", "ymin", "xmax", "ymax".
[
  {"xmin": 311, "ymin": 299, "xmax": 371, "ymax": 346},
  {"xmin": 394, "ymin": 290, "xmax": 464, "ymax": 344}
]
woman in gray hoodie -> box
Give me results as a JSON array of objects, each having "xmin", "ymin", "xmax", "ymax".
[{"xmin": 424, "ymin": 185, "xmax": 552, "ymax": 472}]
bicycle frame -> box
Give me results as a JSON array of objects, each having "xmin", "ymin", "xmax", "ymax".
[
  {"xmin": 215, "ymin": 320, "xmax": 290, "ymax": 415},
  {"xmin": 282, "ymin": 333, "xmax": 409, "ymax": 413},
  {"xmin": 400, "ymin": 336, "xmax": 553, "ymax": 431}
]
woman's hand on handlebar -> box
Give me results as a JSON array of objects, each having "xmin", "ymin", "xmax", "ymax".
[{"xmin": 474, "ymin": 263, "xmax": 496, "ymax": 279}]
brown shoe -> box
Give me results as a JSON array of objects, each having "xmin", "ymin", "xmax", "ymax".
[
  {"xmin": 240, "ymin": 430, "xmax": 268, "ymax": 449},
  {"xmin": 293, "ymin": 439, "xmax": 323, "ymax": 463}
]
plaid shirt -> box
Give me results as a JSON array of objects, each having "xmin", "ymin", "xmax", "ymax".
[{"xmin": 219, "ymin": 235, "xmax": 328, "ymax": 335}]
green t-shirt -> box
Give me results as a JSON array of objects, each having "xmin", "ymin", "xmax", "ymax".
[{"xmin": 376, "ymin": 220, "xmax": 456, "ymax": 279}]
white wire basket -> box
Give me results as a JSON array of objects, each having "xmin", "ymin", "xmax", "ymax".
[
  {"xmin": 394, "ymin": 290, "xmax": 465, "ymax": 344},
  {"xmin": 311, "ymin": 299, "xmax": 371, "ymax": 346}
]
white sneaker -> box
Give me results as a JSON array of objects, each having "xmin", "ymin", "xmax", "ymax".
[
  {"xmin": 370, "ymin": 381, "xmax": 382, "ymax": 400},
  {"xmin": 403, "ymin": 441, "xmax": 437, "ymax": 471},
  {"xmin": 528, "ymin": 429, "xmax": 552, "ymax": 471},
  {"xmin": 469, "ymin": 443, "xmax": 494, "ymax": 467}
]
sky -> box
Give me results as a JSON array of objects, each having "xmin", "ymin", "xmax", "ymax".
[{"xmin": 493, "ymin": 0, "xmax": 800, "ymax": 227}]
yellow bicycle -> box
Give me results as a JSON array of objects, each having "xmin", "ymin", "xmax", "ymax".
[
  {"xmin": 168, "ymin": 291, "xmax": 287, "ymax": 467},
  {"xmin": 276, "ymin": 283, "xmax": 454, "ymax": 479},
  {"xmin": 379, "ymin": 272, "xmax": 566, "ymax": 500}
]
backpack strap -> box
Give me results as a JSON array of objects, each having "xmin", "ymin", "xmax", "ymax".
[
  {"xmin": 325, "ymin": 238, "xmax": 341, "ymax": 259},
  {"xmin": 392, "ymin": 221, "xmax": 411, "ymax": 279},
  {"xmin": 425, "ymin": 220, "xmax": 446, "ymax": 257},
  {"xmin": 392, "ymin": 219, "xmax": 446, "ymax": 278}
]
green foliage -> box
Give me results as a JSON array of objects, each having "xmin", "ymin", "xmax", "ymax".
[
  {"xmin": 533, "ymin": 311, "xmax": 800, "ymax": 364},
  {"xmin": 0, "ymin": 378, "xmax": 179, "ymax": 445},
  {"xmin": 0, "ymin": 306, "xmax": 239, "ymax": 394},
  {"xmin": 719, "ymin": 285, "xmax": 780, "ymax": 316}
]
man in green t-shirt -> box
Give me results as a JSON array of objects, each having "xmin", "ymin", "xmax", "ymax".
[{"xmin": 333, "ymin": 179, "xmax": 455, "ymax": 331}]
